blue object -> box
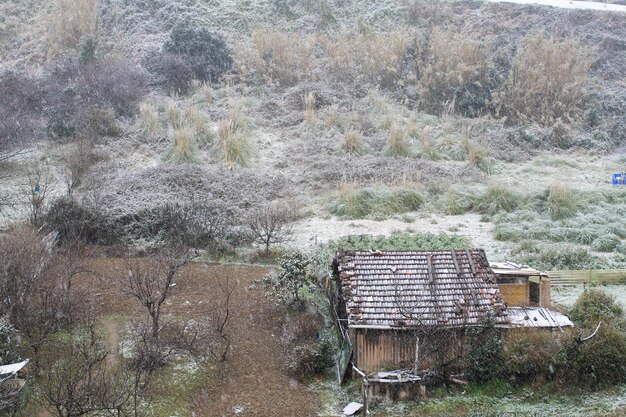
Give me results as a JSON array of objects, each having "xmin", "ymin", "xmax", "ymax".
[{"xmin": 612, "ymin": 173, "xmax": 624, "ymax": 185}]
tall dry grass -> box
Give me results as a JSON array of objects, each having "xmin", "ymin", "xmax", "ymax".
[
  {"xmin": 320, "ymin": 31, "xmax": 410, "ymax": 88},
  {"xmin": 342, "ymin": 128, "xmax": 366, "ymax": 155},
  {"xmin": 385, "ymin": 125, "xmax": 412, "ymax": 157},
  {"xmin": 234, "ymin": 29, "xmax": 316, "ymax": 86},
  {"xmin": 418, "ymin": 27, "xmax": 488, "ymax": 115},
  {"xmin": 304, "ymin": 92, "xmax": 315, "ymax": 126},
  {"xmin": 46, "ymin": 0, "xmax": 99, "ymax": 58},
  {"xmin": 496, "ymin": 32, "xmax": 592, "ymax": 125},
  {"xmin": 217, "ymin": 97, "xmax": 251, "ymax": 167}
]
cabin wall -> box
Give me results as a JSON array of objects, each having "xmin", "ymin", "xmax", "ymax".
[
  {"xmin": 499, "ymin": 283, "xmax": 529, "ymax": 306},
  {"xmin": 354, "ymin": 329, "xmax": 467, "ymax": 373},
  {"xmin": 355, "ymin": 329, "xmax": 416, "ymax": 372}
]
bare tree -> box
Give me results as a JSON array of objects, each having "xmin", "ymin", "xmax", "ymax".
[
  {"xmin": 23, "ymin": 165, "xmax": 54, "ymax": 227},
  {"xmin": 39, "ymin": 322, "xmax": 148, "ymax": 417},
  {"xmin": 248, "ymin": 202, "xmax": 294, "ymax": 254},
  {"xmin": 122, "ymin": 250, "xmax": 189, "ymax": 345},
  {"xmin": 60, "ymin": 140, "xmax": 96, "ymax": 196}
]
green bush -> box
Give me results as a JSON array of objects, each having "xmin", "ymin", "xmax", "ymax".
[
  {"xmin": 590, "ymin": 234, "xmax": 621, "ymax": 252},
  {"xmin": 502, "ymin": 331, "xmax": 568, "ymax": 381},
  {"xmin": 572, "ymin": 326, "xmax": 626, "ymax": 388},
  {"xmin": 327, "ymin": 232, "xmax": 471, "ymax": 252},
  {"xmin": 518, "ymin": 243, "xmax": 598, "ymax": 270},
  {"xmin": 477, "ymin": 184, "xmax": 522, "ymax": 215},
  {"xmin": 568, "ymin": 289, "xmax": 625, "ymax": 330},
  {"xmin": 332, "ymin": 186, "xmax": 424, "ymax": 218},
  {"xmin": 465, "ymin": 316, "xmax": 502, "ymax": 383}
]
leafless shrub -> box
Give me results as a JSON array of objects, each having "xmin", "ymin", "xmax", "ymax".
[
  {"xmin": 44, "ymin": 55, "xmax": 147, "ymax": 139},
  {"xmin": 22, "ymin": 165, "xmax": 55, "ymax": 227},
  {"xmin": 234, "ymin": 29, "xmax": 316, "ymax": 86},
  {"xmin": 38, "ymin": 321, "xmax": 148, "ymax": 417},
  {"xmin": 418, "ymin": 27, "xmax": 490, "ymax": 116},
  {"xmin": 61, "ymin": 139, "xmax": 97, "ymax": 195},
  {"xmin": 0, "ymin": 72, "xmax": 44, "ymax": 161},
  {"xmin": 248, "ymin": 202, "xmax": 296, "ymax": 254},
  {"xmin": 122, "ymin": 250, "xmax": 189, "ymax": 351},
  {"xmin": 496, "ymin": 32, "xmax": 592, "ymax": 125},
  {"xmin": 0, "ymin": 228, "xmax": 94, "ymax": 369}
]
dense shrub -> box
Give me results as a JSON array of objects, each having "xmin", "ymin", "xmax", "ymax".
[
  {"xmin": 572, "ymin": 326, "xmax": 626, "ymax": 388},
  {"xmin": 590, "ymin": 234, "xmax": 621, "ymax": 252},
  {"xmin": 568, "ymin": 289, "xmax": 625, "ymax": 330},
  {"xmin": 465, "ymin": 316, "xmax": 502, "ymax": 383},
  {"xmin": 44, "ymin": 55, "xmax": 147, "ymax": 138},
  {"xmin": 327, "ymin": 232, "xmax": 471, "ymax": 252},
  {"xmin": 282, "ymin": 310, "xmax": 334, "ymax": 379},
  {"xmin": 152, "ymin": 21, "xmax": 232, "ymax": 92},
  {"xmin": 46, "ymin": 197, "xmax": 119, "ymax": 245},
  {"xmin": 502, "ymin": 331, "xmax": 568, "ymax": 382},
  {"xmin": 0, "ymin": 72, "xmax": 44, "ymax": 154},
  {"xmin": 115, "ymin": 200, "xmax": 245, "ymax": 249}
]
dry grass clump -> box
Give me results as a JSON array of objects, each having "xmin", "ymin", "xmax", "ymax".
[
  {"xmin": 417, "ymin": 125, "xmax": 440, "ymax": 160},
  {"xmin": 164, "ymin": 97, "xmax": 181, "ymax": 127},
  {"xmin": 167, "ymin": 126, "xmax": 196, "ymax": 163},
  {"xmin": 139, "ymin": 102, "xmax": 160, "ymax": 136},
  {"xmin": 45, "ymin": 0, "xmax": 99, "ymax": 58},
  {"xmin": 341, "ymin": 128, "xmax": 366, "ymax": 155},
  {"xmin": 217, "ymin": 99, "xmax": 251, "ymax": 167},
  {"xmin": 418, "ymin": 27, "xmax": 489, "ymax": 116},
  {"xmin": 385, "ymin": 125, "xmax": 412, "ymax": 157},
  {"xmin": 320, "ymin": 31, "xmax": 409, "ymax": 88},
  {"xmin": 442, "ymin": 125, "xmax": 491, "ymax": 172},
  {"xmin": 304, "ymin": 92, "xmax": 315, "ymax": 126},
  {"xmin": 234, "ymin": 29, "xmax": 316, "ymax": 86},
  {"xmin": 184, "ymin": 105, "xmax": 212, "ymax": 146},
  {"xmin": 496, "ymin": 32, "xmax": 592, "ymax": 125},
  {"xmin": 548, "ymin": 180, "xmax": 578, "ymax": 220}
]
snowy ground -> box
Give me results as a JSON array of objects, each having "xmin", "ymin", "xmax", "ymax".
[
  {"xmin": 552, "ymin": 284, "xmax": 626, "ymax": 309},
  {"xmin": 484, "ymin": 0, "xmax": 626, "ymax": 12}
]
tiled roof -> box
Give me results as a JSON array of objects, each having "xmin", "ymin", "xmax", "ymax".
[{"xmin": 334, "ymin": 249, "xmax": 509, "ymax": 328}]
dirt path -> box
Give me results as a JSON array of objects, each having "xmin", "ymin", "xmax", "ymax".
[
  {"xmin": 187, "ymin": 265, "xmax": 318, "ymax": 417},
  {"xmin": 100, "ymin": 317, "xmax": 120, "ymax": 369}
]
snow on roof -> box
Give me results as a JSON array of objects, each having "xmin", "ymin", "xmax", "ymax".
[
  {"xmin": 0, "ymin": 360, "xmax": 29, "ymax": 379},
  {"xmin": 506, "ymin": 307, "xmax": 573, "ymax": 329},
  {"xmin": 490, "ymin": 262, "xmax": 547, "ymax": 277}
]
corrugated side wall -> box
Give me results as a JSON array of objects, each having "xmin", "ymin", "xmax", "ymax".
[
  {"xmin": 540, "ymin": 280, "xmax": 551, "ymax": 307},
  {"xmin": 499, "ymin": 284, "xmax": 529, "ymax": 306}
]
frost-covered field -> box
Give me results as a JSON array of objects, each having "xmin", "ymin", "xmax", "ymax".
[{"xmin": 552, "ymin": 284, "xmax": 626, "ymax": 309}]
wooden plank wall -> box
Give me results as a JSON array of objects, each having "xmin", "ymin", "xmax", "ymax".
[
  {"xmin": 499, "ymin": 284, "xmax": 529, "ymax": 306},
  {"xmin": 548, "ymin": 270, "xmax": 626, "ymax": 286},
  {"xmin": 355, "ymin": 329, "xmax": 416, "ymax": 372}
]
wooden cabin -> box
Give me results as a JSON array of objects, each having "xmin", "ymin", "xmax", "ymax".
[
  {"xmin": 331, "ymin": 249, "xmax": 572, "ymax": 382},
  {"xmin": 490, "ymin": 262, "xmax": 551, "ymax": 307},
  {"xmin": 332, "ymin": 249, "xmax": 509, "ymax": 376}
]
